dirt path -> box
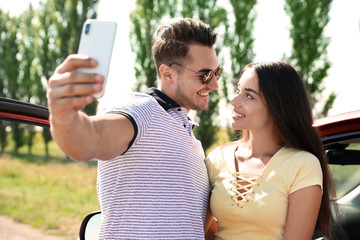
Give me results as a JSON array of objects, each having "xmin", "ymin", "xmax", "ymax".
[{"xmin": 0, "ymin": 215, "xmax": 73, "ymax": 240}]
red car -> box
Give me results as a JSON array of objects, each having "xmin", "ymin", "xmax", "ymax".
[
  {"xmin": 313, "ymin": 110, "xmax": 360, "ymax": 240},
  {"xmin": 1, "ymin": 98, "xmax": 359, "ymax": 240}
]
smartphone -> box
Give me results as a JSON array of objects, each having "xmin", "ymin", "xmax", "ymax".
[{"xmin": 77, "ymin": 19, "xmax": 117, "ymax": 98}]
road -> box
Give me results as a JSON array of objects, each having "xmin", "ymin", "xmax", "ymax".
[{"xmin": 0, "ymin": 215, "xmax": 72, "ymax": 240}]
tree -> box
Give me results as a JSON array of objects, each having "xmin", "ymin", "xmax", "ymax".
[
  {"xmin": 0, "ymin": 120, "xmax": 6, "ymax": 154},
  {"xmin": 0, "ymin": 10, "xmax": 8, "ymax": 154},
  {"xmin": 32, "ymin": 0, "xmax": 99, "ymax": 157},
  {"xmin": 33, "ymin": 1, "xmax": 60, "ymax": 157},
  {"xmin": 284, "ymin": 0, "xmax": 336, "ymax": 117},
  {"xmin": 225, "ymin": 0, "xmax": 257, "ymax": 89},
  {"xmin": 0, "ymin": 0, "xmax": 99, "ymax": 157},
  {"xmin": 0, "ymin": 10, "xmax": 6, "ymax": 99},
  {"xmin": 179, "ymin": 0, "xmax": 228, "ymax": 151},
  {"xmin": 18, "ymin": 5, "xmax": 38, "ymax": 155},
  {"xmin": 3, "ymin": 15, "xmax": 26, "ymax": 155},
  {"xmin": 222, "ymin": 0, "xmax": 257, "ymax": 142},
  {"xmin": 51, "ymin": 0, "xmax": 99, "ymax": 115},
  {"xmin": 129, "ymin": 0, "xmax": 177, "ymax": 91}
]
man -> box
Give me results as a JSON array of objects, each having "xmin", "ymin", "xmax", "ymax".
[{"xmin": 47, "ymin": 18, "xmax": 222, "ymax": 239}]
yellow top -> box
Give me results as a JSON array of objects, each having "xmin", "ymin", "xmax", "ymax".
[{"xmin": 206, "ymin": 143, "xmax": 323, "ymax": 240}]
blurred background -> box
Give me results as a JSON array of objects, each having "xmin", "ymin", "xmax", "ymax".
[{"xmin": 0, "ymin": 0, "xmax": 359, "ymax": 239}]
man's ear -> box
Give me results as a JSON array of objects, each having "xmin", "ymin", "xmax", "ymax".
[{"xmin": 159, "ymin": 64, "xmax": 176, "ymax": 83}]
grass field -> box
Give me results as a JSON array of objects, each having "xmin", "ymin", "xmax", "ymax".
[{"xmin": 0, "ymin": 133, "xmax": 99, "ymax": 239}]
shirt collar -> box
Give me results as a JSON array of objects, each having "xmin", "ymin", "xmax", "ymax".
[{"xmin": 145, "ymin": 87, "xmax": 180, "ymax": 111}]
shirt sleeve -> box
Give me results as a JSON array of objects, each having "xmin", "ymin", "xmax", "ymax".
[
  {"xmin": 289, "ymin": 151, "xmax": 323, "ymax": 194},
  {"xmin": 99, "ymin": 93, "xmax": 156, "ymax": 148},
  {"xmin": 205, "ymin": 147, "xmax": 222, "ymax": 187}
]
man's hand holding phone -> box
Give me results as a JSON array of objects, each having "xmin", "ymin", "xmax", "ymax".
[
  {"xmin": 47, "ymin": 55, "xmax": 104, "ymax": 125},
  {"xmin": 47, "ymin": 19, "xmax": 117, "ymax": 125},
  {"xmin": 46, "ymin": 20, "xmax": 135, "ymax": 162}
]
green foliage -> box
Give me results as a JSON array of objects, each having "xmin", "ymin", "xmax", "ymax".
[
  {"xmin": 284, "ymin": 0, "xmax": 336, "ymax": 117},
  {"xmin": 34, "ymin": 0, "xmax": 99, "ymax": 153},
  {"xmin": 52, "ymin": 0, "xmax": 98, "ymax": 58},
  {"xmin": 180, "ymin": 0, "xmax": 227, "ymax": 151},
  {"xmin": 225, "ymin": 0, "xmax": 256, "ymax": 82},
  {"xmin": 5, "ymin": 130, "xmax": 68, "ymax": 161},
  {"xmin": 0, "ymin": 0, "xmax": 99, "ymax": 157},
  {"xmin": 129, "ymin": 0, "xmax": 176, "ymax": 90},
  {"xmin": 42, "ymin": 128, "xmax": 52, "ymax": 158},
  {"xmin": 193, "ymin": 98, "xmax": 220, "ymax": 151},
  {"xmin": 2, "ymin": 15, "xmax": 26, "ymax": 153},
  {"xmin": 17, "ymin": 6, "xmax": 38, "ymax": 153},
  {"xmin": 0, "ymin": 10, "xmax": 9, "ymax": 152},
  {"xmin": 0, "ymin": 10, "xmax": 7, "ymax": 98},
  {"xmin": 3, "ymin": 16, "xmax": 21, "ymax": 99},
  {"xmin": 181, "ymin": 0, "xmax": 226, "ymax": 24},
  {"xmin": 0, "ymin": 121, "xmax": 6, "ymax": 154},
  {"xmin": 10, "ymin": 123, "xmax": 25, "ymax": 155},
  {"xmin": 35, "ymin": 0, "xmax": 99, "ymax": 86},
  {"xmin": 221, "ymin": 0, "xmax": 257, "ymax": 142}
]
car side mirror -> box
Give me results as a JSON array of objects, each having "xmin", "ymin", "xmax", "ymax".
[{"xmin": 78, "ymin": 211, "xmax": 102, "ymax": 240}]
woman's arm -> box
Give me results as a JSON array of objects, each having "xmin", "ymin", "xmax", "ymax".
[
  {"xmin": 204, "ymin": 201, "xmax": 217, "ymax": 240},
  {"xmin": 284, "ymin": 185, "xmax": 322, "ymax": 240}
]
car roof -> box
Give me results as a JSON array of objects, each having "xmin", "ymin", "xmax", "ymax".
[
  {"xmin": 0, "ymin": 97, "xmax": 49, "ymax": 127},
  {"xmin": 313, "ymin": 110, "xmax": 360, "ymax": 138}
]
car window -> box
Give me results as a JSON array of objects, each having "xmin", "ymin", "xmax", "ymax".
[{"xmin": 329, "ymin": 142, "xmax": 360, "ymax": 198}]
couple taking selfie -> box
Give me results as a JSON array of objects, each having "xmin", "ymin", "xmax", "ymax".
[{"xmin": 47, "ymin": 17, "xmax": 336, "ymax": 240}]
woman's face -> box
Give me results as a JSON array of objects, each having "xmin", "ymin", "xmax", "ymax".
[{"xmin": 230, "ymin": 68, "xmax": 273, "ymax": 133}]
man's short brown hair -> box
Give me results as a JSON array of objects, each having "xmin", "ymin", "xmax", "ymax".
[{"xmin": 152, "ymin": 18, "xmax": 217, "ymax": 77}]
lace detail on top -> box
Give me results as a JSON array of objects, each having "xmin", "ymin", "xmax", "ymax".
[{"xmin": 231, "ymin": 172, "xmax": 260, "ymax": 207}]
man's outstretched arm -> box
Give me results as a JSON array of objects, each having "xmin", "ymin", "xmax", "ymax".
[{"xmin": 47, "ymin": 54, "xmax": 134, "ymax": 161}]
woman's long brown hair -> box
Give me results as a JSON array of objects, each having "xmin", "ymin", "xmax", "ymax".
[{"xmin": 241, "ymin": 61, "xmax": 336, "ymax": 238}]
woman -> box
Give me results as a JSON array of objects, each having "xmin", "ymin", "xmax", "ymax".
[{"xmin": 205, "ymin": 61, "xmax": 335, "ymax": 240}]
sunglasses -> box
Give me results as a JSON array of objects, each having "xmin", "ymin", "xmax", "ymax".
[{"xmin": 169, "ymin": 62, "xmax": 223, "ymax": 85}]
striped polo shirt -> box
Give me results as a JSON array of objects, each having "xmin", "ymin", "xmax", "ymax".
[{"xmin": 97, "ymin": 88, "xmax": 210, "ymax": 239}]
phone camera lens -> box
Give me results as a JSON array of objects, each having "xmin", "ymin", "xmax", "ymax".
[{"xmin": 85, "ymin": 23, "xmax": 91, "ymax": 34}]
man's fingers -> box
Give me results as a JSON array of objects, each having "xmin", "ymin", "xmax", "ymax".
[
  {"xmin": 53, "ymin": 82, "xmax": 103, "ymax": 99},
  {"xmin": 62, "ymin": 82, "xmax": 103, "ymax": 97},
  {"xmin": 47, "ymin": 54, "xmax": 103, "ymax": 125},
  {"xmin": 48, "ymin": 95, "xmax": 94, "ymax": 115},
  {"xmin": 49, "ymin": 70, "xmax": 104, "ymax": 88},
  {"xmin": 55, "ymin": 54, "xmax": 97, "ymax": 74}
]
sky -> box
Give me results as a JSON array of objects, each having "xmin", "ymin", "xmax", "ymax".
[{"xmin": 1, "ymin": 0, "xmax": 359, "ymax": 120}]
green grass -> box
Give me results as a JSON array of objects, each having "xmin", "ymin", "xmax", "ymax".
[
  {"xmin": 5, "ymin": 131, "xmax": 69, "ymax": 161},
  {"xmin": 0, "ymin": 133, "xmax": 99, "ymax": 239}
]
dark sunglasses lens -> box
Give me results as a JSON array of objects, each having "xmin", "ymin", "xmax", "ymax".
[
  {"xmin": 203, "ymin": 72, "xmax": 214, "ymax": 84},
  {"xmin": 203, "ymin": 68, "xmax": 223, "ymax": 84},
  {"xmin": 215, "ymin": 68, "xmax": 223, "ymax": 79}
]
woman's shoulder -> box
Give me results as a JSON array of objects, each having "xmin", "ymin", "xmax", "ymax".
[
  {"xmin": 279, "ymin": 147, "xmax": 321, "ymax": 169},
  {"xmin": 280, "ymin": 147, "xmax": 317, "ymax": 159},
  {"xmin": 208, "ymin": 141, "xmax": 238, "ymax": 158},
  {"xmin": 206, "ymin": 141, "xmax": 238, "ymax": 180},
  {"xmin": 206, "ymin": 141, "xmax": 237, "ymax": 168}
]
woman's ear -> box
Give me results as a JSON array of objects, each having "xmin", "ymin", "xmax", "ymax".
[{"xmin": 159, "ymin": 64, "xmax": 176, "ymax": 84}]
